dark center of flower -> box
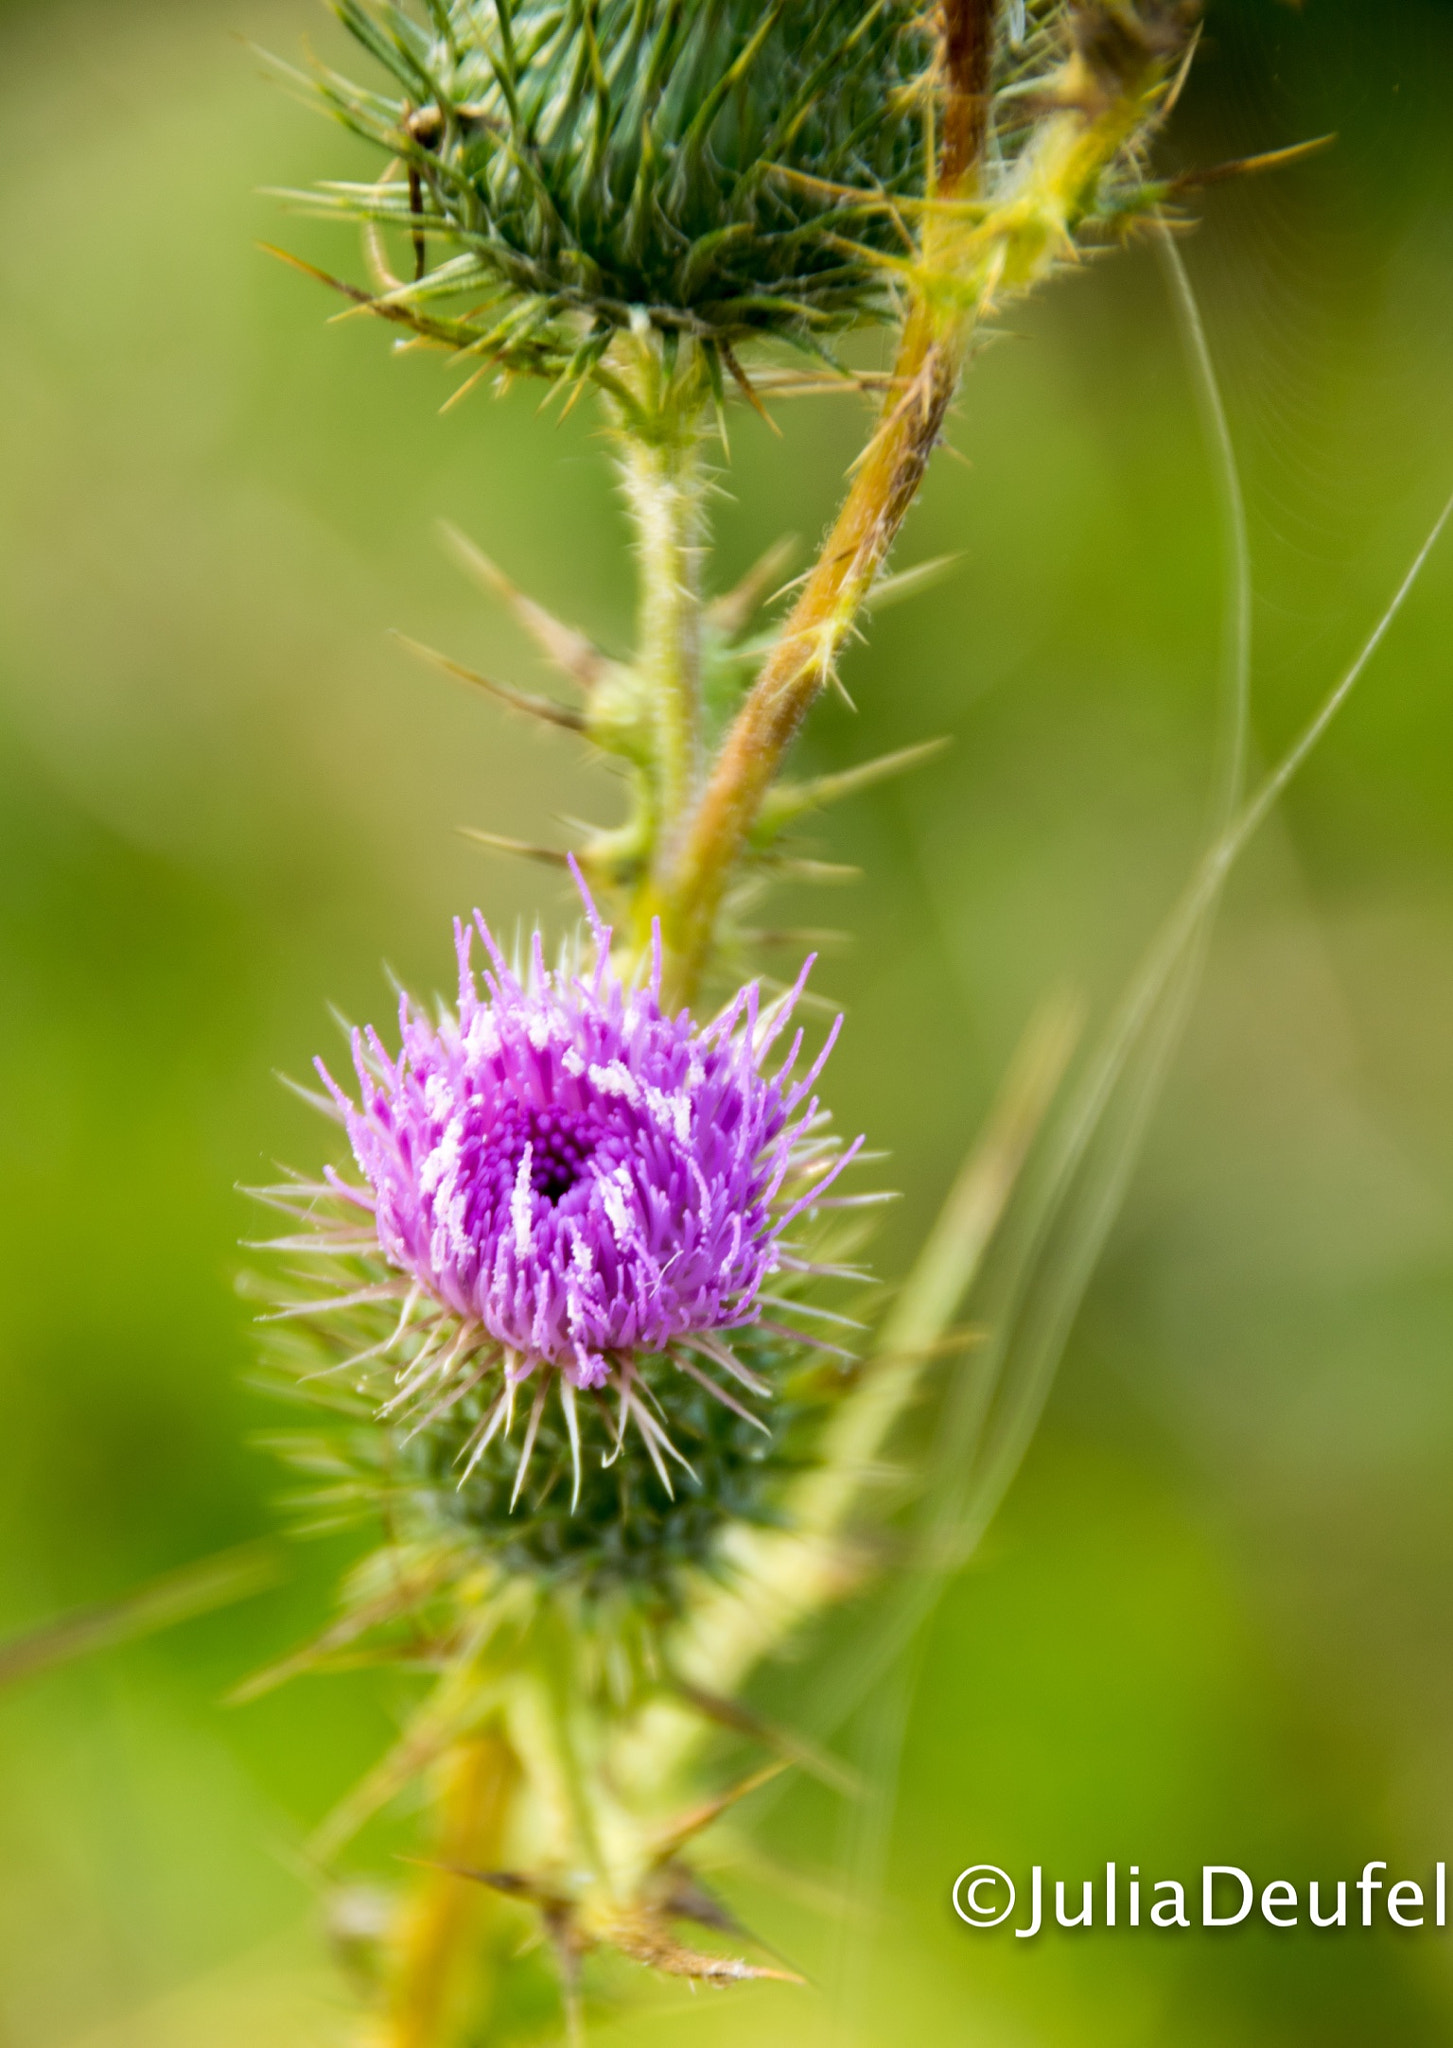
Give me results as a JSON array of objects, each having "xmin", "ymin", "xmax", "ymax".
[{"xmin": 488, "ymin": 1102, "xmax": 607, "ymax": 1206}]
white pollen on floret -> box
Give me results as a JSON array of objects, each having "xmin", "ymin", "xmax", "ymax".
[
  {"xmin": 465, "ymin": 1010, "xmax": 500, "ymax": 1058},
  {"xmin": 423, "ymin": 1073, "xmax": 451, "ymax": 1121},
  {"xmin": 644, "ymin": 1084, "xmax": 692, "ymax": 1145},
  {"xmin": 419, "ymin": 1114, "xmax": 463, "ymax": 1197},
  {"xmin": 599, "ymin": 1162, "xmax": 635, "ymax": 1246},
  {"xmin": 589, "ymin": 1060, "xmax": 639, "ymax": 1103},
  {"xmin": 441, "ymin": 1188, "xmax": 470, "ymax": 1265},
  {"xmin": 571, "ymin": 1233, "xmax": 594, "ymax": 1279},
  {"xmin": 525, "ymin": 1015, "xmax": 552, "ymax": 1051},
  {"xmin": 562, "ymin": 1048, "xmax": 586, "ymax": 1078},
  {"xmin": 511, "ymin": 1145, "xmax": 534, "ymax": 1257}
]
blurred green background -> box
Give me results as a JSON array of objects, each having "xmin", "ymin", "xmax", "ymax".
[{"xmin": 2, "ymin": 0, "xmax": 1452, "ymax": 2041}]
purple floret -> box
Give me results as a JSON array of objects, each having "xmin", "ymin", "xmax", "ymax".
[{"xmin": 319, "ymin": 891, "xmax": 853, "ymax": 1392}]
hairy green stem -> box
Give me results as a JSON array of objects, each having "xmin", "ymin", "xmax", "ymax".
[{"xmin": 619, "ymin": 422, "xmax": 707, "ymax": 897}]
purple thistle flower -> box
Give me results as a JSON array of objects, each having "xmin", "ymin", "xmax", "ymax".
[{"xmin": 313, "ymin": 878, "xmax": 860, "ymax": 1500}]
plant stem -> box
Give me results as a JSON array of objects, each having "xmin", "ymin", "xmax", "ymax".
[
  {"xmin": 655, "ymin": 305, "xmax": 968, "ymax": 1003},
  {"xmin": 383, "ymin": 1732, "xmax": 517, "ymax": 2048},
  {"xmin": 619, "ymin": 420, "xmax": 707, "ymax": 902},
  {"xmin": 648, "ymin": 0, "xmax": 996, "ymax": 1005},
  {"xmin": 646, "ymin": 0, "xmax": 1186, "ymax": 1005}
]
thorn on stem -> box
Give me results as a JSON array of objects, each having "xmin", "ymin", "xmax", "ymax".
[
  {"xmin": 459, "ymin": 827, "xmax": 572, "ymax": 867},
  {"xmin": 393, "ymin": 631, "xmax": 585, "ymax": 730},
  {"xmin": 439, "ymin": 522, "xmax": 614, "ymax": 690}
]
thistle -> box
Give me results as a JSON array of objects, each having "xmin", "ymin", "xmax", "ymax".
[
  {"xmin": 292, "ymin": 877, "xmax": 858, "ymax": 1508},
  {"xmin": 253, "ymin": 3, "xmax": 1212, "ymax": 2040}
]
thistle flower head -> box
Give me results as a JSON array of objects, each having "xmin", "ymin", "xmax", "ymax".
[
  {"xmin": 328, "ymin": 901, "xmax": 842, "ymax": 1378},
  {"xmin": 299, "ymin": 878, "xmax": 859, "ymax": 1518}
]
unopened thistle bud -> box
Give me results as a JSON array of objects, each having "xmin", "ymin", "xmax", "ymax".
[{"xmin": 304, "ymin": 0, "xmax": 930, "ymax": 376}]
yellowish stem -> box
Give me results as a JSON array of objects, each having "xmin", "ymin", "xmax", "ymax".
[
  {"xmin": 380, "ymin": 1732, "xmax": 517, "ymax": 2048},
  {"xmin": 653, "ymin": 303, "xmax": 966, "ymax": 1003},
  {"xmin": 648, "ymin": 7, "xmax": 1180, "ymax": 1006}
]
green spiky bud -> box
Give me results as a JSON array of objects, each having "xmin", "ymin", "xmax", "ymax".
[{"xmin": 298, "ymin": 0, "xmax": 932, "ymax": 380}]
